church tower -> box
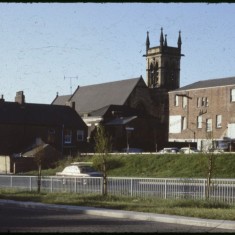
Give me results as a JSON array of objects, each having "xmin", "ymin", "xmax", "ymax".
[{"xmin": 144, "ymin": 28, "xmax": 183, "ymax": 90}]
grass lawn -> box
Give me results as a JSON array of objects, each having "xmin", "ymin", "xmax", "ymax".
[{"xmin": 4, "ymin": 153, "xmax": 235, "ymax": 221}]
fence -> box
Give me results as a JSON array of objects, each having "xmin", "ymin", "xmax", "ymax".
[{"xmin": 0, "ymin": 175, "xmax": 235, "ymax": 204}]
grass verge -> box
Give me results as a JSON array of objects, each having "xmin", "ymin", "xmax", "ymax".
[{"xmin": 0, "ymin": 189, "xmax": 234, "ymax": 221}]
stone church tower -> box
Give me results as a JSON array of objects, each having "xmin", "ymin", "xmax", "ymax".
[{"xmin": 144, "ymin": 28, "xmax": 183, "ymax": 90}]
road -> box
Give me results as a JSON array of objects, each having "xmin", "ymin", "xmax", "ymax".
[{"xmin": 0, "ymin": 203, "xmax": 232, "ymax": 233}]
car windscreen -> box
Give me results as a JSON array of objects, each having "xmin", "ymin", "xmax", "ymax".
[{"xmin": 79, "ymin": 166, "xmax": 96, "ymax": 173}]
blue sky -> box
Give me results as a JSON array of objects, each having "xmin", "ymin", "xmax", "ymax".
[{"xmin": 1, "ymin": 3, "xmax": 235, "ymax": 104}]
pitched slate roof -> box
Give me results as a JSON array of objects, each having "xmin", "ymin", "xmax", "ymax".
[
  {"xmin": 52, "ymin": 95, "xmax": 71, "ymax": 106},
  {"xmin": 0, "ymin": 101, "xmax": 86, "ymax": 128},
  {"xmin": 174, "ymin": 76, "xmax": 235, "ymax": 92},
  {"xmin": 52, "ymin": 77, "xmax": 146, "ymax": 115},
  {"xmin": 106, "ymin": 116, "xmax": 137, "ymax": 125}
]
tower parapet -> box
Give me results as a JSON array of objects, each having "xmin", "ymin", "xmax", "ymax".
[{"xmin": 143, "ymin": 28, "xmax": 184, "ymax": 90}]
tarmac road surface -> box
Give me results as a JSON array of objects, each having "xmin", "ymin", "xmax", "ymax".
[{"xmin": 0, "ymin": 200, "xmax": 234, "ymax": 233}]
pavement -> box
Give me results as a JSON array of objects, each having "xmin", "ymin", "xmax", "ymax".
[{"xmin": 0, "ymin": 199, "xmax": 235, "ymax": 231}]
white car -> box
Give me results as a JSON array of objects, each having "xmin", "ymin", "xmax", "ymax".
[
  {"xmin": 56, "ymin": 162, "xmax": 103, "ymax": 184},
  {"xmin": 180, "ymin": 147, "xmax": 200, "ymax": 154},
  {"xmin": 159, "ymin": 147, "xmax": 179, "ymax": 154}
]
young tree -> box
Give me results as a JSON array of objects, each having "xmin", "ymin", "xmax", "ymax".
[
  {"xmin": 93, "ymin": 124, "xmax": 112, "ymax": 196},
  {"xmin": 204, "ymin": 131, "xmax": 217, "ymax": 200},
  {"xmin": 34, "ymin": 145, "xmax": 45, "ymax": 193}
]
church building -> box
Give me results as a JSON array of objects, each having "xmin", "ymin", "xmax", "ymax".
[{"xmin": 52, "ymin": 28, "xmax": 183, "ymax": 152}]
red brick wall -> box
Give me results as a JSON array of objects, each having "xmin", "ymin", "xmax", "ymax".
[{"xmin": 169, "ymin": 85, "xmax": 235, "ymax": 141}]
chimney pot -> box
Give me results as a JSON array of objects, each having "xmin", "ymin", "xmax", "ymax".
[{"xmin": 15, "ymin": 91, "xmax": 25, "ymax": 104}]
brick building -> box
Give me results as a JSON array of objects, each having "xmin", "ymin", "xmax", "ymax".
[
  {"xmin": 168, "ymin": 77, "xmax": 235, "ymax": 151},
  {"xmin": 0, "ymin": 91, "xmax": 87, "ymax": 156}
]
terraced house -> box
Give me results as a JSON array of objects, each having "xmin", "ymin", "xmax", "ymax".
[
  {"xmin": 0, "ymin": 91, "xmax": 87, "ymax": 156},
  {"xmin": 168, "ymin": 77, "xmax": 235, "ymax": 151}
]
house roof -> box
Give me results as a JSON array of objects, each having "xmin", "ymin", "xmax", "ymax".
[
  {"xmin": 106, "ymin": 116, "xmax": 137, "ymax": 126},
  {"xmin": 89, "ymin": 104, "xmax": 142, "ymax": 118},
  {"xmin": 52, "ymin": 76, "xmax": 146, "ymax": 115},
  {"xmin": 52, "ymin": 95, "xmax": 71, "ymax": 106},
  {"xmin": 0, "ymin": 101, "xmax": 86, "ymax": 128},
  {"xmin": 174, "ymin": 76, "xmax": 235, "ymax": 92}
]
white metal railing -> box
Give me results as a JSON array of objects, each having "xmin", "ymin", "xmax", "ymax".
[{"xmin": 0, "ymin": 175, "xmax": 235, "ymax": 204}]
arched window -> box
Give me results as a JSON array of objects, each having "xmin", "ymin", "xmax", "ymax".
[
  {"xmin": 149, "ymin": 61, "xmax": 159, "ymax": 88},
  {"xmin": 153, "ymin": 62, "xmax": 159, "ymax": 87},
  {"xmin": 149, "ymin": 63, "xmax": 154, "ymax": 87}
]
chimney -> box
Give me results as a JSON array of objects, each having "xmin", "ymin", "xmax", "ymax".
[
  {"xmin": 15, "ymin": 91, "xmax": 25, "ymax": 104},
  {"xmin": 66, "ymin": 101, "xmax": 75, "ymax": 110},
  {"xmin": 0, "ymin": 94, "xmax": 4, "ymax": 101}
]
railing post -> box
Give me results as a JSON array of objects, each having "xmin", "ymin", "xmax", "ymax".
[
  {"xmin": 10, "ymin": 175, "xmax": 13, "ymax": 188},
  {"xmin": 164, "ymin": 179, "xmax": 167, "ymax": 199},
  {"xmin": 29, "ymin": 176, "xmax": 32, "ymax": 192},
  {"xmin": 203, "ymin": 179, "xmax": 206, "ymax": 199},
  {"xmin": 74, "ymin": 177, "xmax": 77, "ymax": 193},
  {"xmin": 101, "ymin": 177, "xmax": 104, "ymax": 195},
  {"xmin": 51, "ymin": 177, "xmax": 53, "ymax": 193},
  {"xmin": 130, "ymin": 178, "xmax": 133, "ymax": 197}
]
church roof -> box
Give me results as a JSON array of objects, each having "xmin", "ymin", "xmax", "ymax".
[
  {"xmin": 52, "ymin": 76, "xmax": 146, "ymax": 115},
  {"xmin": 52, "ymin": 95, "xmax": 71, "ymax": 106},
  {"xmin": 174, "ymin": 76, "xmax": 235, "ymax": 92}
]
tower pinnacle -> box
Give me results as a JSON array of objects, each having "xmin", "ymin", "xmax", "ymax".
[
  {"xmin": 178, "ymin": 30, "xmax": 182, "ymax": 51},
  {"xmin": 160, "ymin": 27, "xmax": 164, "ymax": 48},
  {"xmin": 146, "ymin": 31, "xmax": 150, "ymax": 53}
]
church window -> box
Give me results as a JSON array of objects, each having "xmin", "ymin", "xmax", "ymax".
[
  {"xmin": 77, "ymin": 130, "xmax": 84, "ymax": 141},
  {"xmin": 149, "ymin": 62, "xmax": 159, "ymax": 88}
]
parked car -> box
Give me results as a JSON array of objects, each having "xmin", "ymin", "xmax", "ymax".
[
  {"xmin": 158, "ymin": 147, "xmax": 179, "ymax": 154},
  {"xmin": 180, "ymin": 147, "xmax": 200, "ymax": 154},
  {"xmin": 56, "ymin": 162, "xmax": 103, "ymax": 184}
]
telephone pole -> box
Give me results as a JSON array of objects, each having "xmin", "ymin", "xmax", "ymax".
[{"xmin": 64, "ymin": 76, "xmax": 78, "ymax": 94}]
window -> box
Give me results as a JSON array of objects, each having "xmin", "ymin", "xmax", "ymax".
[
  {"xmin": 182, "ymin": 116, "xmax": 187, "ymax": 130},
  {"xmin": 197, "ymin": 97, "xmax": 201, "ymax": 107},
  {"xmin": 231, "ymin": 89, "xmax": 235, "ymax": 102},
  {"xmin": 77, "ymin": 130, "xmax": 84, "ymax": 141},
  {"xmin": 47, "ymin": 129, "xmax": 55, "ymax": 143},
  {"xmin": 216, "ymin": 115, "xmax": 222, "ymax": 128},
  {"xmin": 182, "ymin": 97, "xmax": 187, "ymax": 108},
  {"xmin": 64, "ymin": 129, "xmax": 72, "ymax": 144},
  {"xmin": 201, "ymin": 97, "xmax": 206, "ymax": 106},
  {"xmin": 174, "ymin": 95, "xmax": 179, "ymax": 106},
  {"xmin": 206, "ymin": 119, "xmax": 212, "ymax": 132},
  {"xmin": 205, "ymin": 97, "xmax": 209, "ymax": 107},
  {"xmin": 197, "ymin": 115, "xmax": 202, "ymax": 128}
]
